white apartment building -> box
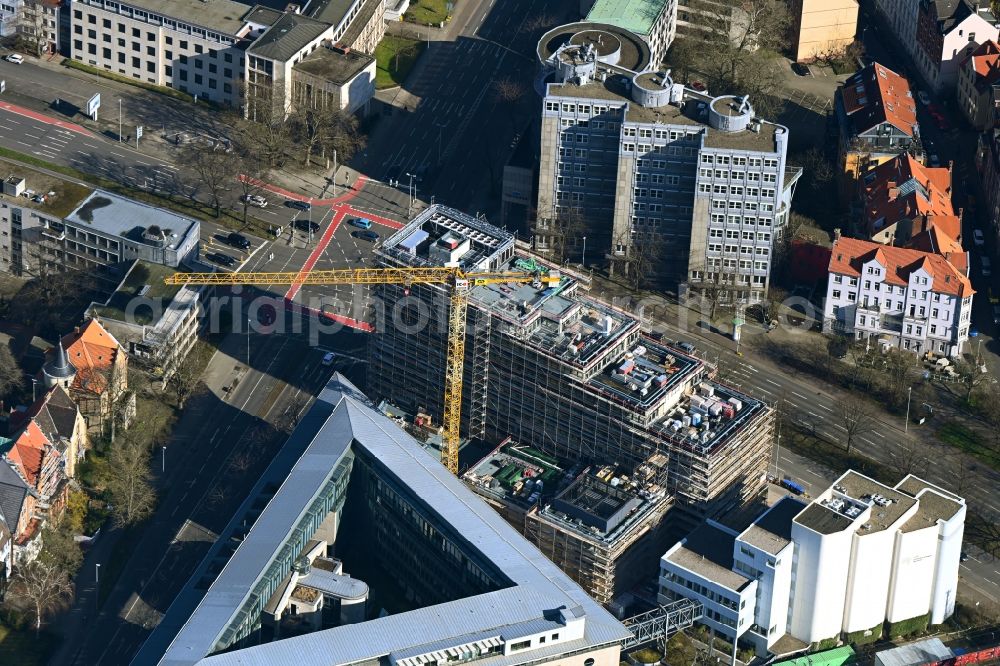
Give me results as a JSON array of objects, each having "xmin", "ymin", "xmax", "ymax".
[
  {"xmin": 823, "ymin": 236, "xmax": 974, "ymax": 357},
  {"xmin": 70, "ymin": 0, "xmax": 382, "ymax": 111},
  {"xmin": 535, "ymin": 21, "xmax": 797, "ymax": 302},
  {"xmin": 660, "ymin": 472, "xmax": 966, "ymax": 656},
  {"xmin": 914, "ymin": 0, "xmax": 999, "ymax": 94}
]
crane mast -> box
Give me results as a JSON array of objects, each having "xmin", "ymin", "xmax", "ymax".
[{"xmin": 167, "ymin": 266, "xmax": 560, "ymax": 473}]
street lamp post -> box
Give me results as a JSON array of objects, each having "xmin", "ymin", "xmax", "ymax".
[
  {"xmin": 95, "ymin": 562, "xmax": 101, "ymax": 616},
  {"xmin": 581, "ymin": 236, "xmax": 587, "ymax": 267},
  {"xmin": 405, "ymin": 172, "xmax": 416, "ymax": 216},
  {"xmin": 31, "ymin": 378, "xmax": 37, "ymax": 402},
  {"xmin": 118, "ymin": 98, "xmax": 122, "ymax": 143},
  {"xmin": 247, "ymin": 316, "xmax": 251, "ymax": 366},
  {"xmin": 161, "ymin": 446, "xmax": 166, "ymax": 473},
  {"xmin": 904, "ymin": 386, "xmax": 912, "ymax": 432}
]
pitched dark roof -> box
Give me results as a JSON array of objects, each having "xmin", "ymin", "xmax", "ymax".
[
  {"xmin": 247, "ymin": 13, "xmax": 330, "ymax": 61},
  {"xmin": 0, "ymin": 461, "xmax": 30, "ymax": 531},
  {"xmin": 44, "ymin": 340, "xmax": 76, "ymax": 380},
  {"xmin": 23, "ymin": 386, "xmax": 79, "ymax": 445}
]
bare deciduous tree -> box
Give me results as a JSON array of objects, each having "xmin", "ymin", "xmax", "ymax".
[
  {"xmin": 106, "ymin": 437, "xmax": 157, "ymax": 528},
  {"xmin": 183, "ymin": 143, "xmax": 239, "ymax": 217},
  {"xmin": 836, "ymin": 393, "xmax": 878, "ymax": 453},
  {"xmin": 0, "ymin": 343, "xmax": 22, "ymax": 402},
  {"xmin": 4, "ymin": 559, "xmax": 74, "ymax": 633},
  {"xmin": 167, "ymin": 358, "xmax": 201, "ymax": 410},
  {"xmin": 532, "ymin": 206, "xmax": 586, "ymax": 265}
]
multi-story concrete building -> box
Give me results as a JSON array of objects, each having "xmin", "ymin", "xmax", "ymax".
[
  {"xmin": 70, "ymin": 0, "xmax": 381, "ymax": 112},
  {"xmin": 836, "ymin": 62, "xmax": 920, "ymax": 201},
  {"xmin": 823, "ymin": 236, "xmax": 974, "ymax": 356},
  {"xmin": 137, "ymin": 374, "xmax": 631, "ymax": 665},
  {"xmin": 86, "ymin": 260, "xmax": 202, "ymax": 384},
  {"xmin": 958, "ymin": 39, "xmax": 1000, "ymax": 129},
  {"xmin": 1, "ymin": 171, "xmax": 200, "ymax": 276},
  {"xmin": 914, "ymin": 0, "xmax": 999, "ymax": 94},
  {"xmin": 370, "ymin": 206, "xmax": 775, "ymax": 532},
  {"xmin": 789, "ymin": 0, "xmax": 859, "ymax": 63},
  {"xmin": 583, "ymin": 0, "xmax": 677, "ymax": 65},
  {"xmin": 660, "ymin": 472, "xmax": 966, "ymax": 656},
  {"xmin": 535, "ymin": 21, "xmax": 797, "ymax": 301},
  {"xmin": 464, "ymin": 440, "xmax": 675, "ymax": 604}
]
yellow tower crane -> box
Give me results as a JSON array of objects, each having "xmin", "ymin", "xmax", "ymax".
[{"xmin": 165, "ymin": 266, "xmax": 561, "ymax": 473}]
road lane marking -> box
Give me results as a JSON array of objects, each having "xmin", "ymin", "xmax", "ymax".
[
  {"xmin": 765, "ymin": 378, "xmax": 780, "ymax": 386},
  {"xmin": 792, "ymin": 391, "xmax": 809, "ymax": 400},
  {"xmin": 818, "ymin": 404, "xmax": 833, "ymax": 412}
]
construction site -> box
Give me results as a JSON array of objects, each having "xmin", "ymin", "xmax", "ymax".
[
  {"xmin": 368, "ymin": 205, "xmax": 775, "ymax": 534},
  {"xmin": 463, "ymin": 439, "xmax": 675, "ymax": 605}
]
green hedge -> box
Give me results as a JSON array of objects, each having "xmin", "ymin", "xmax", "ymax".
[
  {"xmin": 816, "ymin": 638, "xmax": 840, "ymax": 650},
  {"xmin": 61, "ymin": 58, "xmax": 219, "ymax": 107},
  {"xmin": 846, "ymin": 623, "xmax": 883, "ymax": 646},
  {"xmin": 887, "ymin": 613, "xmax": 930, "ymax": 639}
]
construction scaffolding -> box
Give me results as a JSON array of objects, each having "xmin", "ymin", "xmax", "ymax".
[{"xmin": 370, "ymin": 206, "xmax": 774, "ymax": 531}]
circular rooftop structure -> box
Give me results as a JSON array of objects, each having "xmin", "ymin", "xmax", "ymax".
[
  {"xmin": 537, "ymin": 21, "xmax": 651, "ymax": 74},
  {"xmin": 708, "ymin": 95, "xmax": 754, "ymax": 132},
  {"xmin": 631, "ymin": 70, "xmax": 676, "ymax": 108}
]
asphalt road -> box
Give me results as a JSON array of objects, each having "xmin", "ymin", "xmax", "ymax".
[
  {"xmin": 358, "ymin": 0, "xmax": 573, "ymax": 216},
  {"xmin": 53, "ymin": 324, "xmax": 368, "ymax": 665}
]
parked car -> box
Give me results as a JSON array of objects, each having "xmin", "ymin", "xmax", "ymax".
[
  {"xmin": 960, "ymin": 551, "xmax": 970, "ymax": 562},
  {"xmin": 992, "ymin": 304, "xmax": 1000, "ymax": 326},
  {"xmin": 227, "ymin": 232, "xmax": 251, "ymax": 250},
  {"xmin": 676, "ymin": 341, "xmax": 697, "ymax": 354},
  {"xmin": 791, "ymin": 62, "xmax": 811, "ymax": 76},
  {"xmin": 973, "ymin": 229, "xmax": 985, "ymax": 246},
  {"xmin": 982, "ymin": 256, "xmax": 992, "ymax": 277},
  {"xmin": 349, "ymin": 217, "xmax": 373, "ymax": 230},
  {"xmin": 4, "ymin": 54, "xmax": 24, "ymax": 64},
  {"xmin": 294, "ymin": 219, "xmax": 320, "ymax": 232},
  {"xmin": 240, "ymin": 194, "xmax": 267, "ymax": 208},
  {"xmin": 929, "ymin": 154, "xmax": 940, "ymax": 167},
  {"xmin": 321, "ymin": 351, "xmax": 336, "ymax": 366},
  {"xmin": 917, "ymin": 90, "xmax": 931, "ymax": 106},
  {"xmin": 286, "ymin": 199, "xmax": 312, "ymax": 211},
  {"xmin": 352, "ymin": 230, "xmax": 380, "ymax": 242},
  {"xmin": 207, "ymin": 252, "xmax": 237, "ymax": 267}
]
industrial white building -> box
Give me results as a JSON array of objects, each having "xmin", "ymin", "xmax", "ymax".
[
  {"xmin": 659, "ymin": 472, "xmax": 965, "ymax": 656},
  {"xmin": 822, "ymin": 236, "xmax": 975, "ymax": 357}
]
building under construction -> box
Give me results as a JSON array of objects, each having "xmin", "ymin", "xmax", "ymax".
[
  {"xmin": 463, "ymin": 439, "xmax": 674, "ymax": 605},
  {"xmin": 368, "ymin": 205, "xmax": 774, "ymax": 530}
]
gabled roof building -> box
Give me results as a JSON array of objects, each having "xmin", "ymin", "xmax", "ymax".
[
  {"xmin": 914, "ymin": 0, "xmax": 999, "ymax": 94},
  {"xmin": 822, "ymin": 235, "xmax": 974, "ymax": 356},
  {"xmin": 836, "ymin": 62, "xmax": 920, "ymax": 199},
  {"xmin": 859, "ymin": 154, "xmax": 964, "ymax": 267},
  {"xmin": 958, "ymin": 39, "xmax": 1000, "ymax": 129}
]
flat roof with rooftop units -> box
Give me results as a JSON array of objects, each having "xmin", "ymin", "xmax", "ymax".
[
  {"xmin": 795, "ymin": 470, "xmax": 917, "ymax": 536},
  {"xmin": 586, "ymin": 338, "xmax": 703, "ymax": 410},
  {"xmin": 538, "ymin": 454, "xmax": 670, "ymax": 538},
  {"xmin": 380, "ymin": 206, "xmax": 515, "ymax": 271},
  {"xmin": 647, "ymin": 380, "xmax": 768, "ymax": 456}
]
